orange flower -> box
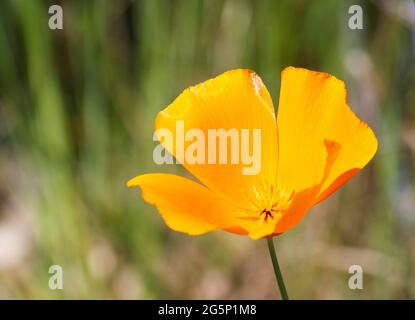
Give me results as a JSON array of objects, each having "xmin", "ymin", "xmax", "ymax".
[{"xmin": 128, "ymin": 67, "xmax": 378, "ymax": 239}]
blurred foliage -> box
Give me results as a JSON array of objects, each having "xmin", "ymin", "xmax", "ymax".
[{"xmin": 0, "ymin": 0, "xmax": 414, "ymax": 299}]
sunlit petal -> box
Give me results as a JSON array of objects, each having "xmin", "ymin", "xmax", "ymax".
[
  {"xmin": 128, "ymin": 173, "xmax": 248, "ymax": 235},
  {"xmin": 275, "ymin": 67, "xmax": 377, "ymax": 231},
  {"xmin": 155, "ymin": 69, "xmax": 279, "ymax": 211}
]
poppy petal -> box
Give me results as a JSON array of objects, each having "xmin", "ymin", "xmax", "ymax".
[
  {"xmin": 155, "ymin": 69, "xmax": 279, "ymax": 211},
  {"xmin": 276, "ymin": 67, "xmax": 377, "ymax": 207},
  {"xmin": 127, "ymin": 173, "xmax": 248, "ymax": 235},
  {"xmin": 274, "ymin": 140, "xmax": 342, "ymax": 234}
]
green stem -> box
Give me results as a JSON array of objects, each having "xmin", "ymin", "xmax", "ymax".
[{"xmin": 267, "ymin": 237, "xmax": 289, "ymax": 300}]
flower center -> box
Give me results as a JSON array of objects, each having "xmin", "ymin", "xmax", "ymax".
[
  {"xmin": 260, "ymin": 209, "xmax": 274, "ymax": 223},
  {"xmin": 240, "ymin": 181, "xmax": 295, "ymax": 224},
  {"xmin": 254, "ymin": 183, "xmax": 295, "ymax": 223}
]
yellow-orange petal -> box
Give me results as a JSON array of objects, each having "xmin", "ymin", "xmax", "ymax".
[
  {"xmin": 274, "ymin": 140, "xmax": 341, "ymax": 234},
  {"xmin": 275, "ymin": 67, "xmax": 378, "ymax": 231},
  {"xmin": 127, "ymin": 173, "xmax": 248, "ymax": 235},
  {"xmin": 155, "ymin": 69, "xmax": 278, "ymax": 211}
]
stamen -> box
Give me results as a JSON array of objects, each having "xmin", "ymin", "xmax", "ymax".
[
  {"xmin": 248, "ymin": 180, "xmax": 295, "ymax": 224},
  {"xmin": 260, "ymin": 209, "xmax": 274, "ymax": 223}
]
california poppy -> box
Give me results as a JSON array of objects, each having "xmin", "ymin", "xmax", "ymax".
[
  {"xmin": 128, "ymin": 67, "xmax": 377, "ymax": 299},
  {"xmin": 128, "ymin": 67, "xmax": 377, "ymax": 240}
]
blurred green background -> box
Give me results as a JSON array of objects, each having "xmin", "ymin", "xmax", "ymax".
[{"xmin": 0, "ymin": 0, "xmax": 414, "ymax": 299}]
